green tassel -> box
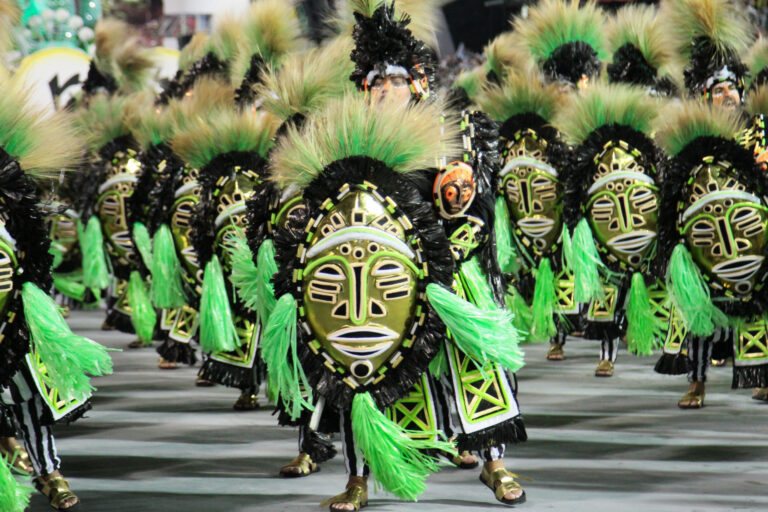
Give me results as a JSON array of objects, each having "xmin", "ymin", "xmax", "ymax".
[
  {"xmin": 505, "ymin": 286, "xmax": 532, "ymax": 342},
  {"xmin": 666, "ymin": 244, "xmax": 727, "ymax": 337},
  {"xmin": 261, "ymin": 294, "xmax": 314, "ymax": 420},
  {"xmin": 199, "ymin": 255, "xmax": 240, "ymax": 353},
  {"xmin": 0, "ymin": 454, "xmax": 32, "ymax": 512},
  {"xmin": 222, "ymin": 228, "xmax": 260, "ymax": 312},
  {"xmin": 625, "ymin": 272, "xmax": 664, "ymax": 356},
  {"xmin": 132, "ymin": 222, "xmax": 153, "ymax": 270},
  {"xmin": 561, "ymin": 225, "xmax": 574, "ymax": 269},
  {"xmin": 351, "ymin": 391, "xmax": 455, "ymax": 501},
  {"xmin": 530, "ymin": 258, "xmax": 557, "ymax": 342},
  {"xmin": 426, "ymin": 283, "xmax": 525, "ymax": 373},
  {"xmin": 494, "ymin": 197, "xmax": 519, "ymax": 274},
  {"xmin": 151, "ymin": 224, "xmax": 187, "ymax": 309},
  {"xmin": 49, "ymin": 242, "xmax": 64, "ymax": 270},
  {"xmin": 78, "ymin": 216, "xmax": 110, "ymax": 293},
  {"xmin": 428, "ymin": 343, "xmax": 448, "ymax": 378},
  {"xmin": 128, "ymin": 271, "xmax": 156, "ymax": 345},
  {"xmin": 255, "ymin": 239, "xmax": 279, "ymax": 323},
  {"xmin": 571, "ymin": 218, "xmax": 604, "ymax": 303},
  {"xmin": 21, "ymin": 282, "xmax": 115, "ymax": 403},
  {"xmin": 52, "ymin": 272, "xmax": 86, "ymax": 301}
]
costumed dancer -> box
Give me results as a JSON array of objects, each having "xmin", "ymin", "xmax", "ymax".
[
  {"xmin": 0, "ymin": 77, "xmax": 115, "ymax": 511},
  {"xmin": 655, "ymin": 100, "xmax": 768, "ymax": 409}
]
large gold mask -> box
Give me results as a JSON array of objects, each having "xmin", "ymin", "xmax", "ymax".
[
  {"xmin": 96, "ymin": 148, "xmax": 141, "ymax": 266},
  {"xmin": 214, "ymin": 167, "xmax": 260, "ymax": 272},
  {"xmin": 301, "ymin": 188, "xmax": 420, "ymax": 383},
  {"xmin": 170, "ymin": 167, "xmax": 203, "ymax": 292},
  {"xmin": 586, "ymin": 141, "xmax": 658, "ymax": 269},
  {"xmin": 0, "ymin": 218, "xmax": 16, "ymax": 322},
  {"xmin": 682, "ymin": 158, "xmax": 768, "ymax": 296},
  {"xmin": 42, "ymin": 193, "xmax": 79, "ymax": 267},
  {"xmin": 500, "ymin": 129, "xmax": 562, "ymax": 256}
]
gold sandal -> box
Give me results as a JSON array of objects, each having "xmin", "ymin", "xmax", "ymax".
[
  {"xmin": 678, "ymin": 390, "xmax": 705, "ymax": 409},
  {"xmin": 157, "ymin": 358, "xmax": 178, "ymax": 370},
  {"xmin": 0, "ymin": 437, "xmax": 33, "ymax": 474},
  {"xmin": 279, "ymin": 452, "xmax": 318, "ymax": 478},
  {"xmin": 595, "ymin": 360, "xmax": 614, "ymax": 377},
  {"xmin": 35, "ymin": 475, "xmax": 80, "ymax": 510},
  {"xmin": 321, "ymin": 482, "xmax": 368, "ymax": 511},
  {"xmin": 546, "ymin": 344, "xmax": 564, "ymax": 361},
  {"xmin": 233, "ymin": 391, "xmax": 259, "ymax": 411},
  {"xmin": 480, "ymin": 466, "xmax": 526, "ymax": 506},
  {"xmin": 753, "ymin": 388, "xmax": 768, "ymax": 401}
]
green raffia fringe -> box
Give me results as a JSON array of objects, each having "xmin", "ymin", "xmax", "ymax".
[
  {"xmin": 530, "ymin": 258, "xmax": 557, "ymax": 342},
  {"xmin": 561, "ymin": 225, "xmax": 573, "ymax": 269},
  {"xmin": 625, "ymin": 272, "xmax": 664, "ymax": 356},
  {"xmin": 199, "ymin": 255, "xmax": 240, "ymax": 353},
  {"xmin": 426, "ymin": 283, "xmax": 525, "ymax": 373},
  {"xmin": 78, "ymin": 216, "xmax": 110, "ymax": 293},
  {"xmin": 428, "ymin": 342, "xmax": 448, "ymax": 378},
  {"xmin": 505, "ymin": 285, "xmax": 532, "ymax": 342},
  {"xmin": 22, "ymin": 282, "xmax": 115, "ymax": 403},
  {"xmin": 666, "ymin": 244, "xmax": 727, "ymax": 337},
  {"xmin": 222, "ymin": 228, "xmax": 260, "ymax": 312},
  {"xmin": 255, "ymin": 239, "xmax": 279, "ymax": 323},
  {"xmin": 49, "ymin": 242, "xmax": 64, "ymax": 270},
  {"xmin": 261, "ymin": 294, "xmax": 313, "ymax": 420},
  {"xmin": 128, "ymin": 271, "xmax": 156, "ymax": 345},
  {"xmin": 0, "ymin": 453, "xmax": 32, "ymax": 512},
  {"xmin": 351, "ymin": 392, "xmax": 455, "ymax": 501},
  {"xmin": 132, "ymin": 222, "xmax": 154, "ymax": 270},
  {"xmin": 494, "ymin": 197, "xmax": 519, "ymax": 274},
  {"xmin": 52, "ymin": 272, "xmax": 86, "ymax": 301},
  {"xmin": 571, "ymin": 218, "xmax": 604, "ymax": 303},
  {"xmin": 151, "ymin": 224, "xmax": 187, "ymax": 308}
]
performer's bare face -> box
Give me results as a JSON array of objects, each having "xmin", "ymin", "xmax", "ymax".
[
  {"xmin": 369, "ymin": 73, "xmax": 412, "ymax": 107},
  {"xmin": 711, "ymin": 81, "xmax": 741, "ymax": 109}
]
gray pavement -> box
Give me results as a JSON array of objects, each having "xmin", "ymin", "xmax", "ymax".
[{"xmin": 26, "ymin": 309, "xmax": 768, "ymax": 511}]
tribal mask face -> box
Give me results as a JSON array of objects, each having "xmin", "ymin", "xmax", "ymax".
[
  {"xmin": 681, "ymin": 159, "xmax": 768, "ymax": 296},
  {"xmin": 96, "ymin": 148, "xmax": 141, "ymax": 266},
  {"xmin": 301, "ymin": 187, "xmax": 421, "ymax": 383},
  {"xmin": 0, "ymin": 217, "xmax": 16, "ymax": 322},
  {"xmin": 499, "ymin": 129, "xmax": 562, "ymax": 256},
  {"xmin": 586, "ymin": 141, "xmax": 658, "ymax": 269},
  {"xmin": 214, "ymin": 168, "xmax": 261, "ymax": 273},
  {"xmin": 170, "ymin": 167, "xmax": 203, "ymax": 290}
]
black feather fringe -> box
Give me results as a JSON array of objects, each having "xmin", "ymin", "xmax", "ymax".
[
  {"xmin": 455, "ymin": 415, "xmax": 528, "ymax": 452},
  {"xmin": 654, "ymin": 352, "xmax": 690, "ymax": 375},
  {"xmin": 732, "ymin": 364, "xmax": 768, "ymax": 389},
  {"xmin": 156, "ymin": 338, "xmax": 198, "ymax": 365},
  {"xmin": 198, "ymin": 359, "xmax": 254, "ymax": 390}
]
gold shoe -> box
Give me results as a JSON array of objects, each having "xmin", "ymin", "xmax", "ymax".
[
  {"xmin": 595, "ymin": 360, "xmax": 614, "ymax": 377},
  {"xmin": 479, "ymin": 466, "xmax": 526, "ymax": 506},
  {"xmin": 157, "ymin": 358, "xmax": 178, "ymax": 370},
  {"xmin": 321, "ymin": 482, "xmax": 368, "ymax": 511},
  {"xmin": 444, "ymin": 450, "xmax": 479, "ymax": 470},
  {"xmin": 127, "ymin": 339, "xmax": 145, "ymax": 349},
  {"xmin": 752, "ymin": 388, "xmax": 768, "ymax": 401},
  {"xmin": 279, "ymin": 452, "xmax": 318, "ymax": 477},
  {"xmin": 0, "ymin": 437, "xmax": 33, "ymax": 474},
  {"xmin": 35, "ymin": 475, "xmax": 79, "ymax": 510},
  {"xmin": 233, "ymin": 391, "xmax": 259, "ymax": 411},
  {"xmin": 678, "ymin": 390, "xmax": 705, "ymax": 409},
  {"xmin": 195, "ymin": 376, "xmax": 215, "ymax": 387},
  {"xmin": 711, "ymin": 359, "xmax": 727, "ymax": 367},
  {"xmin": 546, "ymin": 344, "xmax": 564, "ymax": 361}
]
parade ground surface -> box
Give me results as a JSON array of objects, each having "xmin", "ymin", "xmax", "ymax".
[{"xmin": 29, "ymin": 309, "xmax": 768, "ymax": 511}]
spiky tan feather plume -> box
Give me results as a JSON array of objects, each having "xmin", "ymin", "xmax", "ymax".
[
  {"xmin": 204, "ymin": 16, "xmax": 247, "ymax": 65},
  {"xmin": 332, "ymin": 0, "xmax": 444, "ymax": 47},
  {"xmin": 75, "ymin": 93, "xmax": 132, "ymax": 153},
  {"xmin": 179, "ymin": 33, "xmax": 209, "ymax": 72},
  {"xmin": 654, "ymin": 99, "xmax": 746, "ymax": 156},
  {"xmin": 0, "ymin": 0, "xmax": 20, "ymax": 52},
  {"xmin": 475, "ymin": 67, "xmax": 564, "ymax": 124},
  {"xmin": 746, "ymin": 36, "xmax": 768, "ymax": 80},
  {"xmin": 270, "ymin": 93, "xmax": 461, "ymax": 189},
  {"xmin": 745, "ymin": 84, "xmax": 768, "ymax": 117},
  {"xmin": 93, "ymin": 18, "xmax": 156, "ymax": 93},
  {"xmin": 484, "ymin": 32, "xmax": 533, "ymax": 82}
]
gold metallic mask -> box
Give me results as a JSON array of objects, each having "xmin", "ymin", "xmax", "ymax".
[
  {"xmin": 499, "ymin": 129, "xmax": 562, "ymax": 255},
  {"xmin": 0, "ymin": 218, "xmax": 16, "ymax": 324},
  {"xmin": 171, "ymin": 168, "xmax": 203, "ymax": 292},
  {"xmin": 96, "ymin": 148, "xmax": 142, "ymax": 266},
  {"xmin": 214, "ymin": 167, "xmax": 260, "ymax": 273},
  {"xmin": 586, "ymin": 141, "xmax": 658, "ymax": 269},
  {"xmin": 301, "ymin": 188, "xmax": 420, "ymax": 383},
  {"xmin": 682, "ymin": 158, "xmax": 768, "ymax": 296}
]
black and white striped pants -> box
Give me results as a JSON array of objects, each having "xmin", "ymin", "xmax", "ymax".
[{"xmin": 686, "ymin": 328, "xmax": 730, "ymax": 383}]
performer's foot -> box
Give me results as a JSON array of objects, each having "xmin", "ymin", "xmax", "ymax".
[
  {"xmin": 678, "ymin": 381, "xmax": 706, "ymax": 409},
  {"xmin": 444, "ymin": 450, "xmax": 479, "ymax": 469},
  {"xmin": 594, "ymin": 360, "xmax": 614, "ymax": 377},
  {"xmin": 100, "ymin": 319, "xmax": 115, "ymax": 331},
  {"xmin": 157, "ymin": 358, "xmax": 178, "ymax": 370},
  {"xmin": 233, "ymin": 391, "xmax": 259, "ymax": 410},
  {"xmin": 36, "ymin": 470, "xmax": 79, "ymax": 510},
  {"xmin": 711, "ymin": 358, "xmax": 727, "ymax": 367},
  {"xmin": 127, "ymin": 339, "xmax": 145, "ymax": 349},
  {"xmin": 321, "ymin": 476, "xmax": 368, "ymax": 511},
  {"xmin": 546, "ymin": 343, "xmax": 564, "ymax": 361},
  {"xmin": 0, "ymin": 437, "xmax": 33, "ymax": 473},
  {"xmin": 480, "ymin": 460, "xmax": 526, "ymax": 505},
  {"xmin": 279, "ymin": 452, "xmax": 319, "ymax": 477},
  {"xmin": 59, "ymin": 305, "xmax": 71, "ymax": 318},
  {"xmin": 752, "ymin": 387, "xmax": 768, "ymax": 401}
]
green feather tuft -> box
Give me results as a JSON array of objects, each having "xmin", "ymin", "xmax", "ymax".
[
  {"xmin": 0, "ymin": 454, "xmax": 32, "ymax": 512},
  {"xmin": 746, "ymin": 36, "xmax": 768, "ymax": 84},
  {"xmin": 255, "ymin": 239, "xmax": 279, "ymax": 323},
  {"xmin": 78, "ymin": 216, "xmax": 111, "ymax": 294},
  {"xmin": 571, "ymin": 218, "xmax": 604, "ymax": 303},
  {"xmin": 530, "ymin": 258, "xmax": 557, "ymax": 342},
  {"xmin": 75, "ymin": 93, "xmax": 132, "ymax": 153},
  {"xmin": 350, "ymin": 391, "xmax": 454, "ymax": 501},
  {"xmin": 151, "ymin": 224, "xmax": 187, "ymax": 309},
  {"xmin": 654, "ymin": 100, "xmax": 747, "ymax": 156},
  {"xmin": 128, "ymin": 271, "xmax": 156, "ymax": 345},
  {"xmin": 132, "ymin": 222, "xmax": 153, "ymax": 270},
  {"xmin": 494, "ymin": 197, "xmax": 519, "ymax": 274},
  {"xmin": 428, "ymin": 342, "xmax": 448, "ymax": 378},
  {"xmin": 666, "ymin": 244, "xmax": 727, "ymax": 337},
  {"xmin": 625, "ymin": 272, "xmax": 664, "ymax": 356},
  {"xmin": 52, "ymin": 272, "xmax": 87, "ymax": 302},
  {"xmin": 451, "ymin": 67, "xmax": 486, "ymax": 102},
  {"xmin": 22, "ymin": 282, "xmax": 114, "ymax": 403},
  {"xmin": 506, "ymin": 285, "xmax": 533, "ymax": 342},
  {"xmin": 222, "ymin": 228, "xmax": 260, "ymax": 313},
  {"xmin": 426, "ymin": 282, "xmax": 525, "ymax": 374},
  {"xmin": 476, "ymin": 67, "xmax": 562, "ymax": 124},
  {"xmin": 261, "ymin": 294, "xmax": 314, "ymax": 420},
  {"xmin": 199, "ymin": 256, "xmax": 240, "ymax": 353}
]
